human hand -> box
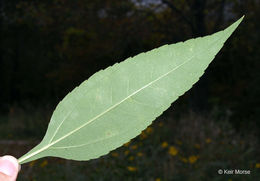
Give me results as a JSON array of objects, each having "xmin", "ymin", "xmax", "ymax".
[{"xmin": 0, "ymin": 156, "xmax": 19, "ymax": 181}]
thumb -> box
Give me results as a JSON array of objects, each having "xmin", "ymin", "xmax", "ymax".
[{"xmin": 0, "ymin": 156, "xmax": 19, "ymax": 181}]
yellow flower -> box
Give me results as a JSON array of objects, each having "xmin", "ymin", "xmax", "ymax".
[
  {"xmin": 228, "ymin": 179, "xmax": 232, "ymax": 181},
  {"xmin": 127, "ymin": 166, "xmax": 137, "ymax": 172},
  {"xmin": 128, "ymin": 156, "xmax": 134, "ymax": 161},
  {"xmin": 206, "ymin": 138, "xmax": 212, "ymax": 143},
  {"xmin": 124, "ymin": 141, "xmax": 131, "ymax": 147},
  {"xmin": 40, "ymin": 160, "xmax": 48, "ymax": 168},
  {"xmin": 137, "ymin": 152, "xmax": 144, "ymax": 157},
  {"xmin": 140, "ymin": 132, "xmax": 147, "ymax": 140},
  {"xmin": 131, "ymin": 145, "xmax": 138, "ymax": 150},
  {"xmin": 176, "ymin": 140, "xmax": 182, "ymax": 145},
  {"xmin": 188, "ymin": 155, "xmax": 198, "ymax": 164},
  {"xmin": 155, "ymin": 178, "xmax": 161, "ymax": 181},
  {"xmin": 111, "ymin": 152, "xmax": 119, "ymax": 157},
  {"xmin": 146, "ymin": 127, "xmax": 153, "ymax": 134},
  {"xmin": 168, "ymin": 146, "xmax": 178, "ymax": 156},
  {"xmin": 194, "ymin": 144, "xmax": 200, "ymax": 149},
  {"xmin": 256, "ymin": 163, "xmax": 260, "ymax": 168},
  {"xmin": 159, "ymin": 122, "xmax": 163, "ymax": 127},
  {"xmin": 161, "ymin": 141, "xmax": 168, "ymax": 148},
  {"xmin": 124, "ymin": 150, "xmax": 129, "ymax": 156},
  {"xmin": 29, "ymin": 160, "xmax": 36, "ymax": 167},
  {"xmin": 180, "ymin": 157, "xmax": 188, "ymax": 163}
]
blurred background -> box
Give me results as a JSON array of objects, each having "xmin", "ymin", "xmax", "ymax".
[{"xmin": 0, "ymin": 0, "xmax": 259, "ymax": 180}]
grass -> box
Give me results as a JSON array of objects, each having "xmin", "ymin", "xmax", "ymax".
[{"xmin": 0, "ymin": 105, "xmax": 259, "ymax": 181}]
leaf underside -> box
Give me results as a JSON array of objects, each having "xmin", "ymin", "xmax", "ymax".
[{"xmin": 18, "ymin": 16, "xmax": 244, "ymax": 164}]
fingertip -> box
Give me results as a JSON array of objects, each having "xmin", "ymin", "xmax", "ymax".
[{"xmin": 0, "ymin": 155, "xmax": 19, "ymax": 177}]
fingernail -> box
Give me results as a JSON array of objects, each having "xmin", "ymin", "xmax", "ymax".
[{"xmin": 0, "ymin": 156, "xmax": 19, "ymax": 176}]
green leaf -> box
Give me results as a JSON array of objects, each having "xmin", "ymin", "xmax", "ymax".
[{"xmin": 18, "ymin": 16, "xmax": 244, "ymax": 164}]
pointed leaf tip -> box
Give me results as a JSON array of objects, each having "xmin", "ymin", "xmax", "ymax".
[{"xmin": 227, "ymin": 16, "xmax": 244, "ymax": 33}]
